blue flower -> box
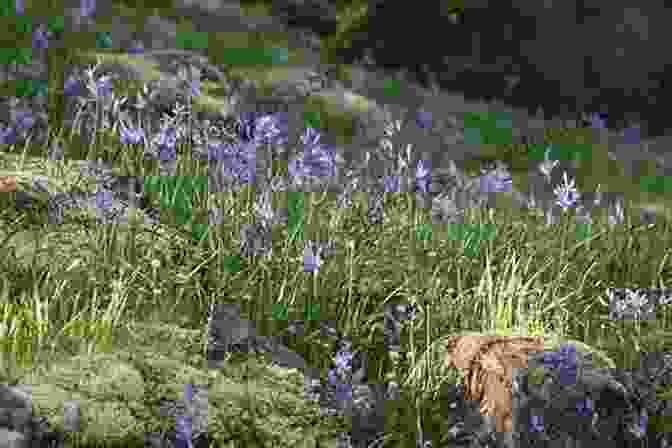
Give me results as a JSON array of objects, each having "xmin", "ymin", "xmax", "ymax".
[
  {"xmin": 541, "ymin": 343, "xmax": 579, "ymax": 385},
  {"xmin": 15, "ymin": 0, "xmax": 24, "ymax": 15},
  {"xmin": 175, "ymin": 413, "xmax": 193, "ymax": 448},
  {"xmin": 334, "ymin": 381, "xmax": 353, "ymax": 403},
  {"xmin": 553, "ymin": 172, "xmax": 580, "ymax": 212},
  {"xmin": 479, "ymin": 171, "xmax": 512, "ymax": 193},
  {"xmin": 589, "ymin": 112, "xmax": 606, "ymax": 129},
  {"xmin": 80, "ymin": 0, "xmax": 96, "ymax": 18},
  {"xmin": 13, "ymin": 110, "xmax": 34, "ymax": 131},
  {"xmin": 235, "ymin": 112, "xmax": 288, "ymax": 147},
  {"xmin": 153, "ymin": 126, "xmax": 179, "ymax": 154},
  {"xmin": 289, "ymin": 128, "xmax": 337, "ymax": 182},
  {"xmin": 530, "ymin": 414, "xmax": 545, "ymax": 433},
  {"xmin": 95, "ymin": 188, "xmax": 113, "ymax": 210},
  {"xmin": 328, "ymin": 367, "xmax": 353, "ymax": 403},
  {"xmin": 175, "ymin": 383, "xmax": 194, "ymax": 448},
  {"xmin": 189, "ymin": 79, "xmax": 201, "ymax": 98},
  {"xmin": 383, "ymin": 174, "xmax": 401, "ymax": 193},
  {"xmin": 639, "ymin": 412, "xmax": 648, "ymax": 435},
  {"xmin": 254, "ymin": 113, "xmax": 288, "ymax": 146},
  {"xmin": 32, "ymin": 25, "xmax": 50, "ymax": 50},
  {"xmin": 300, "ymin": 127, "xmax": 322, "ymax": 149},
  {"xmin": 415, "ymin": 159, "xmax": 431, "ymax": 193},
  {"xmin": 217, "ymin": 142, "xmax": 257, "ymax": 186},
  {"xmin": 0, "ymin": 125, "xmax": 19, "ymax": 145},
  {"xmin": 303, "ymin": 143, "xmax": 337, "ymax": 178},
  {"xmin": 304, "ymin": 242, "xmax": 322, "ymax": 274},
  {"xmin": 576, "ymin": 398, "xmax": 594, "ymax": 417},
  {"xmin": 119, "ymin": 122, "xmax": 145, "ymax": 145},
  {"xmin": 622, "ymin": 126, "xmax": 641, "ymax": 144},
  {"xmin": 334, "ymin": 350, "xmax": 353, "ymax": 373},
  {"xmin": 64, "ymin": 76, "xmax": 84, "ymax": 97},
  {"xmin": 95, "ymin": 77, "xmax": 113, "ymax": 98},
  {"xmin": 127, "ymin": 42, "xmax": 145, "ymax": 55},
  {"xmin": 415, "ymin": 109, "xmax": 433, "ymax": 130}
]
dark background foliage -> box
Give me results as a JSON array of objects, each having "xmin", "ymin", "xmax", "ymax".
[{"xmin": 321, "ymin": 0, "xmax": 672, "ymax": 141}]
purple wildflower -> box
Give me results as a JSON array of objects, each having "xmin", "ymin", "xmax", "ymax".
[
  {"xmin": 32, "ymin": 25, "xmax": 50, "ymax": 50},
  {"xmin": 415, "ymin": 109, "xmax": 433, "ymax": 130},
  {"xmin": 479, "ymin": 171, "xmax": 512, "ymax": 193},
  {"xmin": 383, "ymin": 174, "xmax": 401, "ymax": 193},
  {"xmin": 95, "ymin": 77, "xmax": 113, "ymax": 98},
  {"xmin": 415, "ymin": 159, "xmax": 431, "ymax": 193},
  {"xmin": 80, "ymin": 0, "xmax": 96, "ymax": 17},
  {"xmin": 13, "ymin": 110, "xmax": 35, "ymax": 131},
  {"xmin": 190, "ymin": 79, "xmax": 201, "ymax": 98},
  {"xmin": 553, "ymin": 172, "xmax": 580, "ymax": 212},
  {"xmin": 0, "ymin": 125, "xmax": 18, "ymax": 145},
  {"xmin": 530, "ymin": 414, "xmax": 545, "ymax": 432},
  {"xmin": 622, "ymin": 126, "xmax": 641, "ymax": 144},
  {"xmin": 95, "ymin": 188, "xmax": 113, "ymax": 210},
  {"xmin": 119, "ymin": 122, "xmax": 145, "ymax": 145},
  {"xmin": 304, "ymin": 242, "xmax": 322, "ymax": 274},
  {"xmin": 64, "ymin": 76, "xmax": 84, "ymax": 97}
]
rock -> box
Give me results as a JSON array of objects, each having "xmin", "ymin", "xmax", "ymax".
[
  {"xmin": 270, "ymin": 0, "xmax": 339, "ymax": 36},
  {"xmin": 142, "ymin": 15, "xmax": 179, "ymax": 51},
  {"xmin": 345, "ymin": 0, "xmax": 672, "ymax": 140},
  {"xmin": 0, "ymin": 318, "xmax": 349, "ymax": 448},
  {"xmin": 172, "ymin": 0, "xmax": 286, "ymax": 34}
]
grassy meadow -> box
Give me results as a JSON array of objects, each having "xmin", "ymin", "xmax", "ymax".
[{"xmin": 0, "ymin": 0, "xmax": 671, "ymax": 446}]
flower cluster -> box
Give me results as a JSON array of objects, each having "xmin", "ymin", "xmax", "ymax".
[{"xmin": 541, "ymin": 343, "xmax": 579, "ymax": 386}]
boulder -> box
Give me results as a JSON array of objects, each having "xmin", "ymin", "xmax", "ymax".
[
  {"xmin": 0, "ymin": 319, "xmax": 346, "ymax": 448},
  {"xmin": 341, "ymin": 0, "xmax": 672, "ymax": 139},
  {"xmin": 270, "ymin": 0, "xmax": 339, "ymax": 36}
]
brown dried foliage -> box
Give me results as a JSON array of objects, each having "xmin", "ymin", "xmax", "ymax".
[{"xmin": 443, "ymin": 334, "xmax": 546, "ymax": 434}]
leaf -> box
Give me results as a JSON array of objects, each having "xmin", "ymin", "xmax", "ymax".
[
  {"xmin": 176, "ymin": 31, "xmax": 208, "ymax": 51},
  {"xmin": 272, "ymin": 303, "xmax": 289, "ymax": 320},
  {"xmin": 223, "ymin": 255, "xmax": 242, "ymax": 274},
  {"xmin": 95, "ymin": 31, "xmax": 113, "ymax": 49},
  {"xmin": 415, "ymin": 223, "xmax": 432, "ymax": 242},
  {"xmin": 304, "ymin": 303, "xmax": 320, "ymax": 321},
  {"xmin": 47, "ymin": 16, "xmax": 65, "ymax": 34},
  {"xmin": 191, "ymin": 223, "xmax": 208, "ymax": 242}
]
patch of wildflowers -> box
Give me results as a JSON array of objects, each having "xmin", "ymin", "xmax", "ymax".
[
  {"xmin": 478, "ymin": 168, "xmax": 512, "ymax": 193},
  {"xmin": 254, "ymin": 113, "xmax": 288, "ymax": 146},
  {"xmin": 118, "ymin": 121, "xmax": 145, "ymax": 146},
  {"xmin": 541, "ymin": 343, "xmax": 579, "ymax": 386},
  {"xmin": 175, "ymin": 383, "xmax": 194, "ymax": 448}
]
